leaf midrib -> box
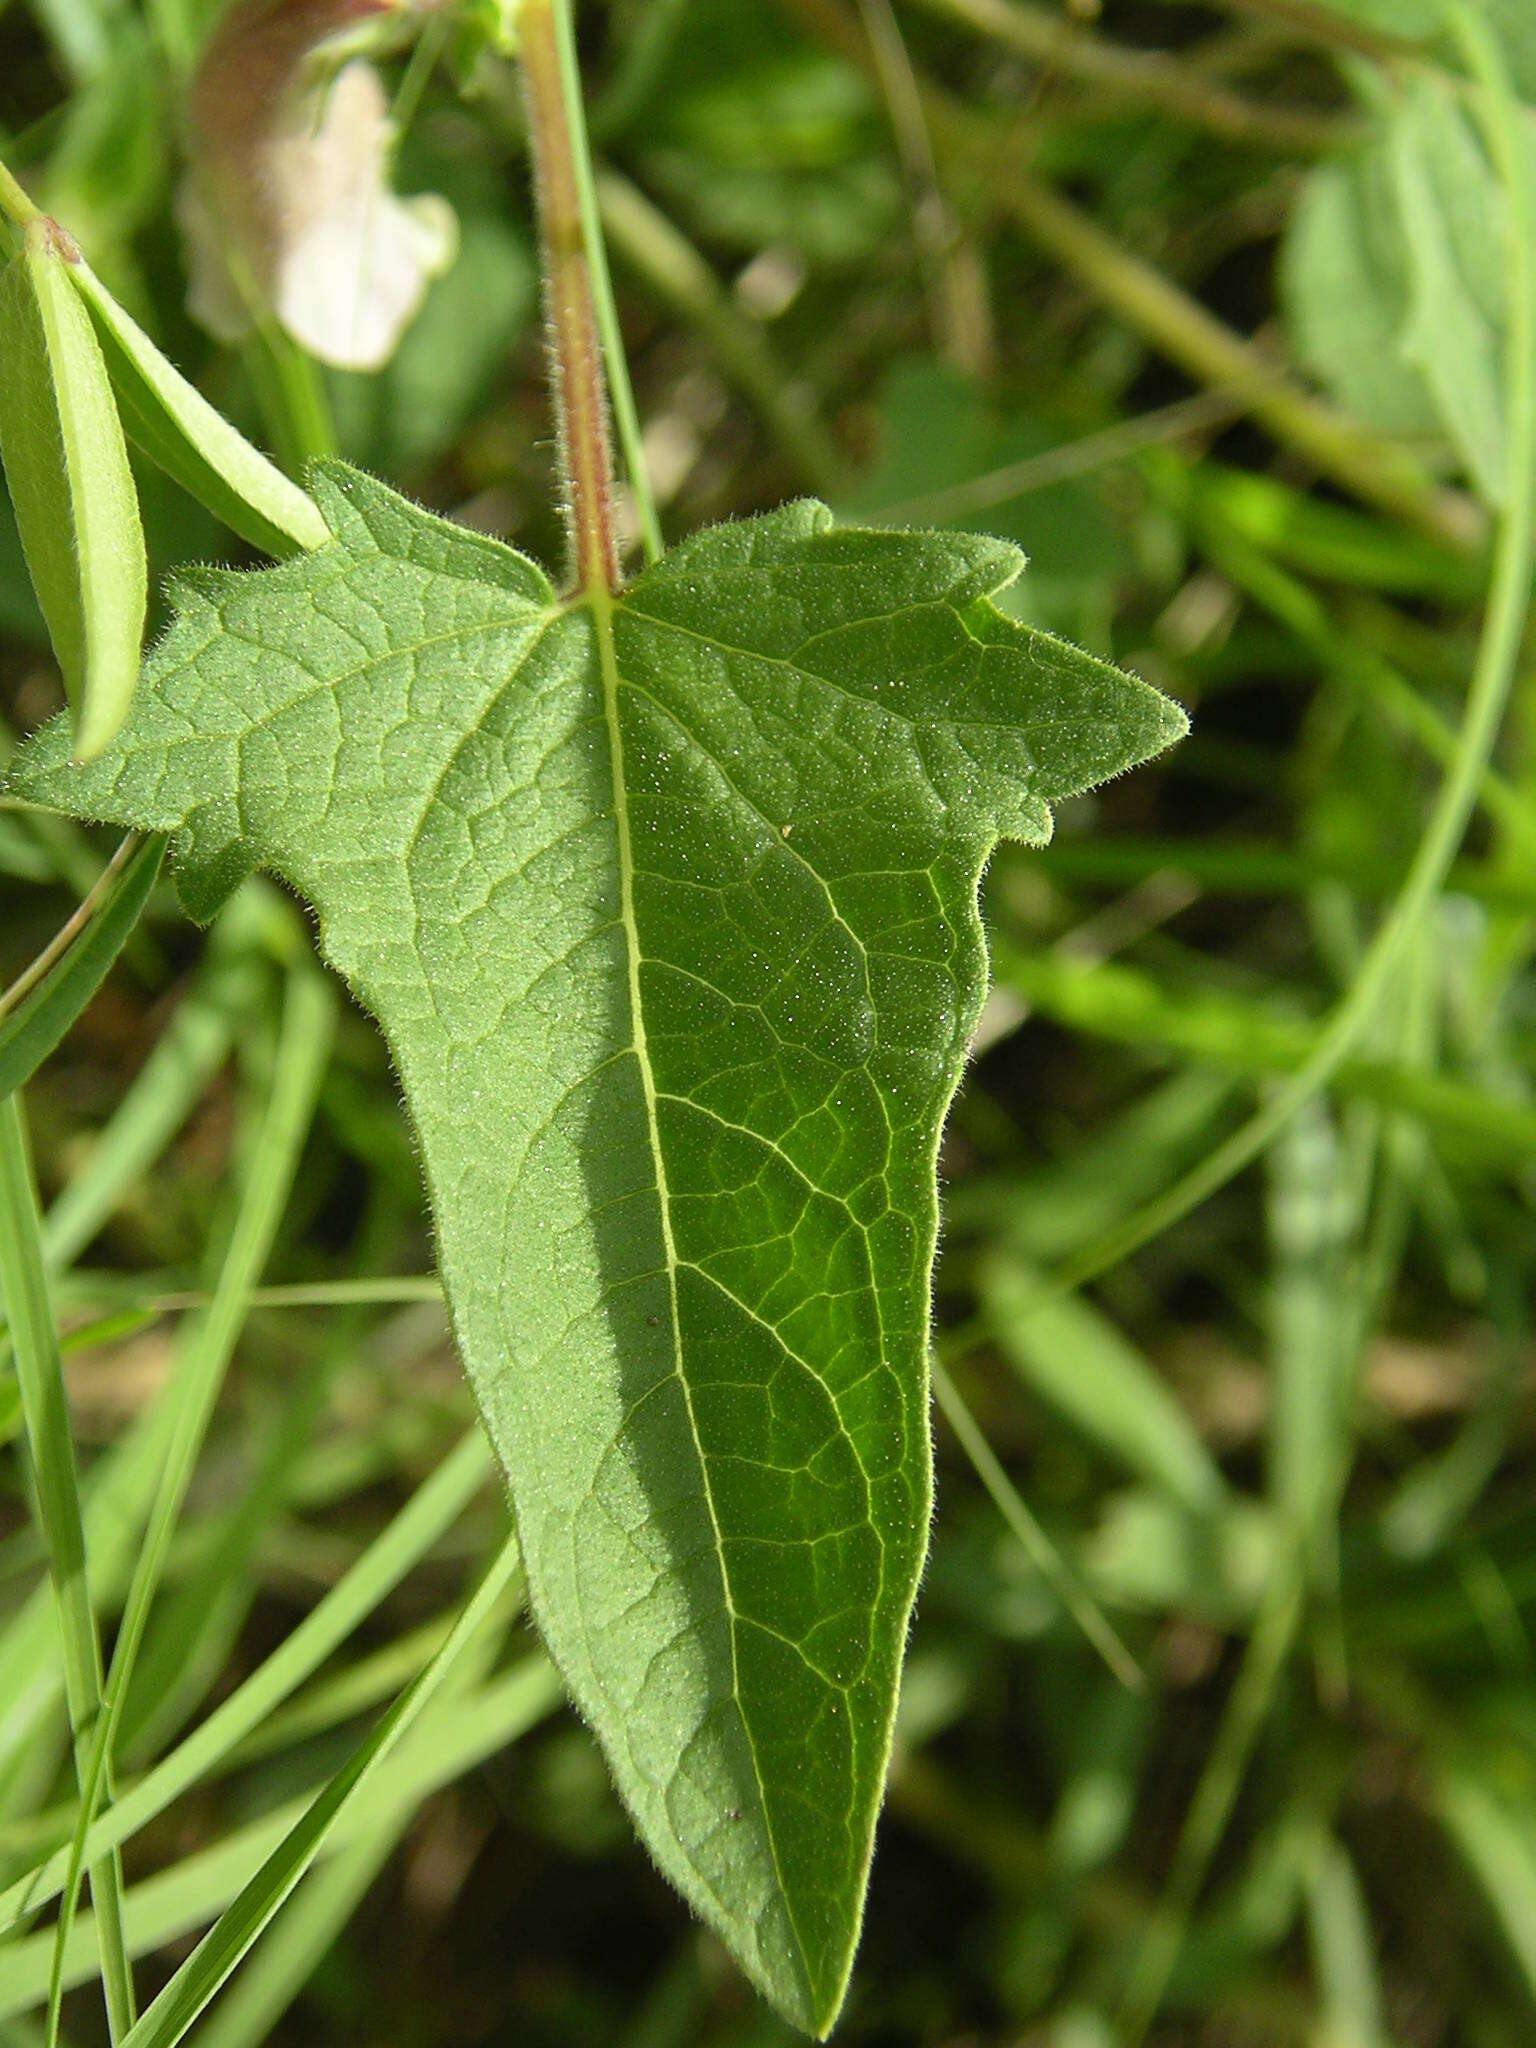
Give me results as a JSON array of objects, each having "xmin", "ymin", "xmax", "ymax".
[{"xmin": 589, "ymin": 583, "xmax": 813, "ymax": 2007}]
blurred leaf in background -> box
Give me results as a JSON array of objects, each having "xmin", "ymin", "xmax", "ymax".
[
  {"xmin": 633, "ymin": 0, "xmax": 900, "ymax": 260},
  {"xmin": 841, "ymin": 357, "xmax": 1131, "ymax": 641}
]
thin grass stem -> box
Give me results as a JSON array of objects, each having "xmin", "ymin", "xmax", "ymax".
[
  {"xmin": 1047, "ymin": 0, "xmax": 1535, "ymax": 1302},
  {"xmin": 44, "ymin": 968, "xmax": 336, "ymax": 2046},
  {"xmin": 0, "ymin": 1098, "xmax": 136, "ymax": 2042},
  {"xmin": 932, "ymin": 1359, "xmax": 1142, "ymax": 1690}
]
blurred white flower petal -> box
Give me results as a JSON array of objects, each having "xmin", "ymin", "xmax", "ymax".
[
  {"xmin": 182, "ymin": 2, "xmax": 456, "ymax": 371},
  {"xmin": 267, "ymin": 64, "xmax": 457, "ymax": 369}
]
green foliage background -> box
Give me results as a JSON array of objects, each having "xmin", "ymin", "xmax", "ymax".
[{"xmin": 3, "ymin": 1, "xmax": 1536, "ymax": 2044}]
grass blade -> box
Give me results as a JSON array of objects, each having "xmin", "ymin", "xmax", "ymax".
[
  {"xmin": 1435, "ymin": 1765, "xmax": 1536, "ymax": 2008},
  {"xmin": 1049, "ymin": 2, "xmax": 1536, "ymax": 1300},
  {"xmin": 44, "ymin": 964, "xmax": 336, "ymax": 2048},
  {"xmin": 979, "ymin": 1254, "xmax": 1227, "ymax": 1515},
  {"xmin": 67, "ymin": 260, "xmax": 327, "ymax": 560},
  {"xmin": 0, "ymin": 220, "xmax": 146, "ymax": 760},
  {"xmin": 39, "ymin": 922, "xmax": 257, "ymax": 1273},
  {"xmin": 0, "ymin": 1654, "xmax": 560, "ymax": 2020},
  {"xmin": 0, "ymin": 836, "xmax": 165, "ymax": 1103},
  {"xmin": 932, "ymin": 1357, "xmax": 1142, "ymax": 1690},
  {"xmin": 0, "ymin": 1096, "xmax": 135, "ymax": 2039},
  {"xmin": 116, "ymin": 1532, "xmax": 525, "ymax": 2048},
  {"xmin": 0, "ymin": 1430, "xmax": 494, "ymax": 1932},
  {"xmin": 1303, "ymin": 1829, "xmax": 1385, "ymax": 2048}
]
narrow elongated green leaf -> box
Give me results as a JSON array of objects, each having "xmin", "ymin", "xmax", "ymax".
[
  {"xmin": 117, "ymin": 1534, "xmax": 524, "ymax": 2048},
  {"xmin": 0, "ymin": 1653, "xmax": 562, "ymax": 2022},
  {"xmin": 979, "ymin": 1256, "xmax": 1226, "ymax": 1515},
  {"xmin": 0, "ymin": 1430, "xmax": 495, "ymax": 1937},
  {"xmin": 1436, "ymin": 1764, "xmax": 1536, "ymax": 2004},
  {"xmin": 68, "ymin": 258, "xmax": 328, "ymax": 560},
  {"xmin": 1303, "ymin": 1830, "xmax": 1386, "ymax": 2048},
  {"xmin": 0, "ymin": 219, "xmax": 146, "ymax": 759},
  {"xmin": 5, "ymin": 465, "xmax": 1184, "ymax": 2034},
  {"xmin": 0, "ymin": 834, "xmax": 165, "ymax": 1101}
]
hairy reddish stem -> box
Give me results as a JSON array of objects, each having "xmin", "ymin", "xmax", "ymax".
[{"xmin": 521, "ymin": 0, "xmax": 621, "ymax": 595}]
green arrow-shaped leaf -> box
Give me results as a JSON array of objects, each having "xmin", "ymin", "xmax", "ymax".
[{"xmin": 7, "ymin": 466, "xmax": 1184, "ymax": 2034}]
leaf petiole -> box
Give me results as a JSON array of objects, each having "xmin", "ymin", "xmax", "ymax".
[{"xmin": 519, "ymin": 0, "xmax": 660, "ymax": 582}]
